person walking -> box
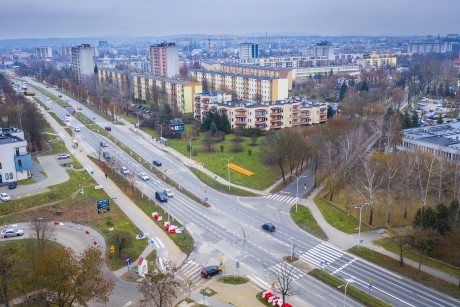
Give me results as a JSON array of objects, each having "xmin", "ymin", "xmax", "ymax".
[{"xmin": 105, "ymin": 173, "xmax": 108, "ymax": 179}]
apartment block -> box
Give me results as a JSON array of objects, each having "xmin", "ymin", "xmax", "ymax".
[
  {"xmin": 408, "ymin": 41, "xmax": 453, "ymax": 54},
  {"xmin": 292, "ymin": 65, "xmax": 360, "ymax": 82},
  {"xmin": 35, "ymin": 46, "xmax": 52, "ymax": 59},
  {"xmin": 313, "ymin": 42, "xmax": 335, "ymax": 60},
  {"xmin": 357, "ymin": 52, "xmax": 397, "ymax": 69},
  {"xmin": 239, "ymin": 43, "xmax": 259, "ymax": 61},
  {"xmin": 150, "ymin": 42, "xmax": 179, "ymax": 78},
  {"xmin": 132, "ymin": 74, "xmax": 201, "ymax": 114},
  {"xmin": 190, "ymin": 69, "xmax": 288, "ymax": 103},
  {"xmin": 0, "ymin": 128, "xmax": 32, "ymax": 184},
  {"xmin": 194, "ymin": 93, "xmax": 327, "ymax": 131},
  {"xmin": 71, "ymin": 44, "xmax": 95, "ymax": 82},
  {"xmin": 98, "ymin": 68, "xmax": 130, "ymax": 92}
]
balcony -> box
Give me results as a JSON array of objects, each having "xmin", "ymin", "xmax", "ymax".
[
  {"xmin": 235, "ymin": 121, "xmax": 247, "ymax": 126},
  {"xmin": 195, "ymin": 103, "xmax": 201, "ymax": 108}
]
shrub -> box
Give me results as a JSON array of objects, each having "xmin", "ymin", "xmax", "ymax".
[{"xmin": 220, "ymin": 145, "xmax": 224, "ymax": 152}]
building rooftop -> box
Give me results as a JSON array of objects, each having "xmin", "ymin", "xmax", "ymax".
[
  {"xmin": 211, "ymin": 99, "xmax": 326, "ymax": 109},
  {"xmin": 0, "ymin": 128, "xmax": 24, "ymax": 146},
  {"xmin": 190, "ymin": 69, "xmax": 279, "ymax": 81},
  {"xmin": 403, "ymin": 122, "xmax": 460, "ymax": 150}
]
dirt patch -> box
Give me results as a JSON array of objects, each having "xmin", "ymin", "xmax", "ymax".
[{"xmin": 206, "ymin": 278, "xmax": 266, "ymax": 307}]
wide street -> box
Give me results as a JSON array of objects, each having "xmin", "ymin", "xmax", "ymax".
[{"xmin": 26, "ymin": 79, "xmax": 460, "ymax": 306}]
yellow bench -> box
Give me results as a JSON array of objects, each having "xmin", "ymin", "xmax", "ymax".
[{"xmin": 228, "ymin": 164, "xmax": 254, "ymax": 176}]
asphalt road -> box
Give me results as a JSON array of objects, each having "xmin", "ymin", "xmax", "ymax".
[{"xmin": 30, "ymin": 80, "xmax": 460, "ymax": 307}]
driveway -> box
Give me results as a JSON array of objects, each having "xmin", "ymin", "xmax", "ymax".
[{"xmin": 0, "ymin": 155, "xmax": 70, "ymax": 199}]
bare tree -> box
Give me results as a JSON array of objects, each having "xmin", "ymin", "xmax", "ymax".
[
  {"xmin": 414, "ymin": 149, "xmax": 437, "ymax": 208},
  {"xmin": 378, "ymin": 152, "xmax": 401, "ymax": 225},
  {"xmin": 389, "ymin": 229, "xmax": 413, "ymax": 266},
  {"xmin": 268, "ymin": 260, "xmax": 301, "ymax": 304},
  {"xmin": 138, "ymin": 261, "xmax": 180, "ymax": 307},
  {"xmin": 353, "ymin": 154, "xmax": 384, "ymax": 225},
  {"xmin": 398, "ymin": 151, "xmax": 416, "ymax": 218},
  {"xmin": 0, "ymin": 253, "xmax": 14, "ymax": 307},
  {"xmin": 29, "ymin": 216, "xmax": 55, "ymax": 251}
]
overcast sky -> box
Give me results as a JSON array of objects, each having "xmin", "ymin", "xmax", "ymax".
[{"xmin": 1, "ymin": 0, "xmax": 459, "ymax": 39}]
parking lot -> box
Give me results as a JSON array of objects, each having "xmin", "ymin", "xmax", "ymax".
[{"xmin": 415, "ymin": 97, "xmax": 459, "ymax": 126}]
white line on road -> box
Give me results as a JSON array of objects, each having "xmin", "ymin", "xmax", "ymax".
[{"xmin": 155, "ymin": 237, "xmax": 165, "ymax": 248}]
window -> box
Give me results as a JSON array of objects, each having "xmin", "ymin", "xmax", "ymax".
[
  {"xmin": 9, "ymin": 173, "xmax": 13, "ymax": 179},
  {"xmin": 18, "ymin": 159, "xmax": 22, "ymax": 167},
  {"xmin": 5, "ymin": 173, "xmax": 9, "ymax": 180}
]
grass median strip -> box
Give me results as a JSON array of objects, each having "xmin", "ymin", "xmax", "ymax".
[
  {"xmin": 309, "ymin": 269, "xmax": 392, "ymax": 307},
  {"xmin": 190, "ymin": 168, "xmax": 257, "ymax": 197},
  {"xmin": 290, "ymin": 205, "xmax": 328, "ymax": 240},
  {"xmin": 349, "ymin": 246, "xmax": 460, "ymax": 299}
]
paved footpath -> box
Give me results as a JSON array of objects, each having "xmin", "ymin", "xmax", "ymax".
[{"xmin": 300, "ymin": 187, "xmax": 459, "ymax": 285}]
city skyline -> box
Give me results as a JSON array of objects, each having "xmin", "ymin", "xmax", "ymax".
[{"xmin": 1, "ymin": 0, "xmax": 459, "ymax": 40}]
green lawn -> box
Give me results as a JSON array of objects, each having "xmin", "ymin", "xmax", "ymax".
[
  {"xmin": 314, "ymin": 194, "xmax": 371, "ymax": 234},
  {"xmin": 309, "ymin": 269, "xmax": 392, "ymax": 307},
  {"xmin": 290, "ymin": 205, "xmax": 328, "ymax": 240},
  {"xmin": 349, "ymin": 246, "xmax": 460, "ymax": 299},
  {"xmin": 166, "ymin": 131, "xmax": 280, "ymax": 190},
  {"xmin": 49, "ymin": 112, "xmax": 66, "ymax": 127},
  {"xmin": 374, "ymin": 238, "xmax": 460, "ymax": 279},
  {"xmin": 219, "ymin": 276, "xmax": 248, "ymax": 284}
]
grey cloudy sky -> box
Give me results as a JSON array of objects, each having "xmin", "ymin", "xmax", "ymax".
[{"xmin": 1, "ymin": 0, "xmax": 459, "ymax": 39}]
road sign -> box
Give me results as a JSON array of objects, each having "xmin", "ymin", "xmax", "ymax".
[
  {"xmin": 110, "ymin": 245, "xmax": 115, "ymax": 254},
  {"xmin": 360, "ymin": 239, "xmax": 364, "ymax": 244},
  {"xmin": 187, "ymin": 279, "xmax": 192, "ymax": 285},
  {"xmin": 169, "ymin": 123, "xmax": 184, "ymax": 132},
  {"xmin": 97, "ymin": 199, "xmax": 110, "ymax": 214},
  {"xmin": 204, "ymin": 197, "xmax": 208, "ymax": 202}
]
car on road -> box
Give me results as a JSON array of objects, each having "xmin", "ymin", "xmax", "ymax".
[
  {"xmin": 0, "ymin": 193, "xmax": 12, "ymax": 202},
  {"xmin": 77, "ymin": 106, "xmax": 82, "ymax": 110},
  {"xmin": 1, "ymin": 228, "xmax": 24, "ymax": 238},
  {"xmin": 102, "ymin": 152, "xmax": 111, "ymax": 159},
  {"xmin": 121, "ymin": 167, "xmax": 130, "ymax": 174},
  {"xmin": 58, "ymin": 153, "xmax": 70, "ymax": 160},
  {"xmin": 58, "ymin": 95, "xmax": 62, "ymax": 98},
  {"xmin": 139, "ymin": 173, "xmax": 149, "ymax": 181},
  {"xmin": 152, "ymin": 160, "xmax": 162, "ymax": 166},
  {"xmin": 8, "ymin": 182, "xmax": 17, "ymax": 189},
  {"xmin": 100, "ymin": 142, "xmax": 108, "ymax": 147},
  {"xmin": 155, "ymin": 191, "xmax": 168, "ymax": 202},
  {"xmin": 105, "ymin": 126, "xmax": 112, "ymax": 131},
  {"xmin": 261, "ymin": 223, "xmax": 276, "ymax": 232},
  {"xmin": 201, "ymin": 266, "xmax": 221, "ymax": 278},
  {"xmin": 163, "ymin": 189, "xmax": 174, "ymax": 198},
  {"xmin": 74, "ymin": 126, "xmax": 81, "ymax": 132}
]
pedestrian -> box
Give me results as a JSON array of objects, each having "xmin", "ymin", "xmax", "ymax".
[
  {"xmin": 105, "ymin": 173, "xmax": 108, "ymax": 179},
  {"xmin": 304, "ymin": 183, "xmax": 307, "ymax": 190}
]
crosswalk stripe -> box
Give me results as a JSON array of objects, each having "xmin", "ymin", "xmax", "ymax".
[
  {"xmin": 299, "ymin": 242, "xmax": 344, "ymax": 268},
  {"xmin": 264, "ymin": 194, "xmax": 297, "ymax": 204}
]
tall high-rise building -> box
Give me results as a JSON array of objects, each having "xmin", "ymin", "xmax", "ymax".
[
  {"xmin": 313, "ymin": 42, "xmax": 335, "ymax": 60},
  {"xmin": 149, "ymin": 42, "xmax": 179, "ymax": 78},
  {"xmin": 35, "ymin": 46, "xmax": 52, "ymax": 59},
  {"xmin": 71, "ymin": 44, "xmax": 95, "ymax": 82},
  {"xmin": 408, "ymin": 41, "xmax": 453, "ymax": 54},
  {"xmin": 239, "ymin": 43, "xmax": 259, "ymax": 61},
  {"xmin": 98, "ymin": 40, "xmax": 109, "ymax": 48}
]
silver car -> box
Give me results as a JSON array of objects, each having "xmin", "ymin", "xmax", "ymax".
[{"xmin": 1, "ymin": 228, "xmax": 24, "ymax": 238}]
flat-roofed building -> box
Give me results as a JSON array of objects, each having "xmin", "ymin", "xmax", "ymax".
[
  {"xmin": 357, "ymin": 51, "xmax": 397, "ymax": 69},
  {"xmin": 150, "ymin": 42, "xmax": 179, "ymax": 78},
  {"xmin": 0, "ymin": 127, "xmax": 32, "ymax": 184},
  {"xmin": 132, "ymin": 74, "xmax": 201, "ymax": 114},
  {"xmin": 401, "ymin": 122, "xmax": 460, "ymax": 162},
  {"xmin": 71, "ymin": 44, "xmax": 95, "ymax": 82},
  {"xmin": 194, "ymin": 94, "xmax": 327, "ymax": 131},
  {"xmin": 292, "ymin": 65, "xmax": 360, "ymax": 82},
  {"xmin": 35, "ymin": 46, "xmax": 52, "ymax": 59}
]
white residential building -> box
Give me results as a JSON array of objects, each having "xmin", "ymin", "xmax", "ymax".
[
  {"xmin": 71, "ymin": 44, "xmax": 95, "ymax": 82},
  {"xmin": 35, "ymin": 46, "xmax": 52, "ymax": 59},
  {"xmin": 0, "ymin": 128, "xmax": 32, "ymax": 184}
]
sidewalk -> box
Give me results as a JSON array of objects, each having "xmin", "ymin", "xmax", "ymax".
[{"xmin": 300, "ymin": 187, "xmax": 459, "ymax": 285}]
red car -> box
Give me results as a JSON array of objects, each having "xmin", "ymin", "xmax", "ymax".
[{"xmin": 105, "ymin": 126, "xmax": 112, "ymax": 131}]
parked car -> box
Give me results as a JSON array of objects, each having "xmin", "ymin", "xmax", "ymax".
[
  {"xmin": 100, "ymin": 142, "xmax": 108, "ymax": 147},
  {"xmin": 155, "ymin": 191, "xmax": 168, "ymax": 202},
  {"xmin": 0, "ymin": 193, "xmax": 12, "ymax": 202},
  {"xmin": 102, "ymin": 152, "xmax": 111, "ymax": 159},
  {"xmin": 152, "ymin": 160, "xmax": 162, "ymax": 166},
  {"xmin": 201, "ymin": 266, "xmax": 221, "ymax": 278},
  {"xmin": 261, "ymin": 223, "xmax": 276, "ymax": 232},
  {"xmin": 163, "ymin": 189, "xmax": 174, "ymax": 198},
  {"xmin": 58, "ymin": 153, "xmax": 70, "ymax": 160},
  {"xmin": 8, "ymin": 182, "xmax": 17, "ymax": 189},
  {"xmin": 105, "ymin": 126, "xmax": 112, "ymax": 131},
  {"xmin": 121, "ymin": 167, "xmax": 130, "ymax": 174},
  {"xmin": 1, "ymin": 228, "xmax": 24, "ymax": 238},
  {"xmin": 139, "ymin": 173, "xmax": 149, "ymax": 181}
]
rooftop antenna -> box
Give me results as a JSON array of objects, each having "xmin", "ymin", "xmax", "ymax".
[{"xmin": 208, "ymin": 39, "xmax": 211, "ymax": 56}]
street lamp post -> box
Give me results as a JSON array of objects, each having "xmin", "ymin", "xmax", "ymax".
[
  {"xmin": 223, "ymin": 157, "xmax": 233, "ymax": 191},
  {"xmin": 354, "ymin": 203, "xmax": 369, "ymax": 250},
  {"xmin": 338, "ymin": 278, "xmax": 354, "ymax": 307},
  {"xmin": 160, "ymin": 123, "xmax": 164, "ymax": 138},
  {"xmin": 233, "ymin": 224, "xmax": 249, "ymax": 276},
  {"xmin": 188, "ymin": 137, "xmax": 195, "ymax": 161},
  {"xmin": 289, "ymin": 174, "xmax": 307, "ymax": 213}
]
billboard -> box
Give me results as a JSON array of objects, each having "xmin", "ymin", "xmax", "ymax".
[{"xmin": 97, "ymin": 199, "xmax": 110, "ymax": 214}]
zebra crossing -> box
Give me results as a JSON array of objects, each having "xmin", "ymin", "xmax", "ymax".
[
  {"xmin": 267, "ymin": 262, "xmax": 305, "ymax": 282},
  {"xmin": 178, "ymin": 260, "xmax": 205, "ymax": 288},
  {"xmin": 263, "ymin": 194, "xmax": 297, "ymax": 204},
  {"xmin": 299, "ymin": 242, "xmax": 344, "ymax": 268}
]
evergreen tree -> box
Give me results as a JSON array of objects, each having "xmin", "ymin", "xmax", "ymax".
[
  {"xmin": 436, "ymin": 116, "xmax": 444, "ymax": 124},
  {"xmin": 327, "ymin": 105, "xmax": 334, "ymax": 118},
  {"xmin": 359, "ymin": 80, "xmax": 369, "ymax": 92},
  {"xmin": 338, "ymin": 82, "xmax": 347, "ymax": 101},
  {"xmin": 411, "ymin": 112, "xmax": 419, "ymax": 127},
  {"xmin": 403, "ymin": 110, "xmax": 412, "ymax": 128},
  {"xmin": 210, "ymin": 121, "xmax": 218, "ymax": 136}
]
